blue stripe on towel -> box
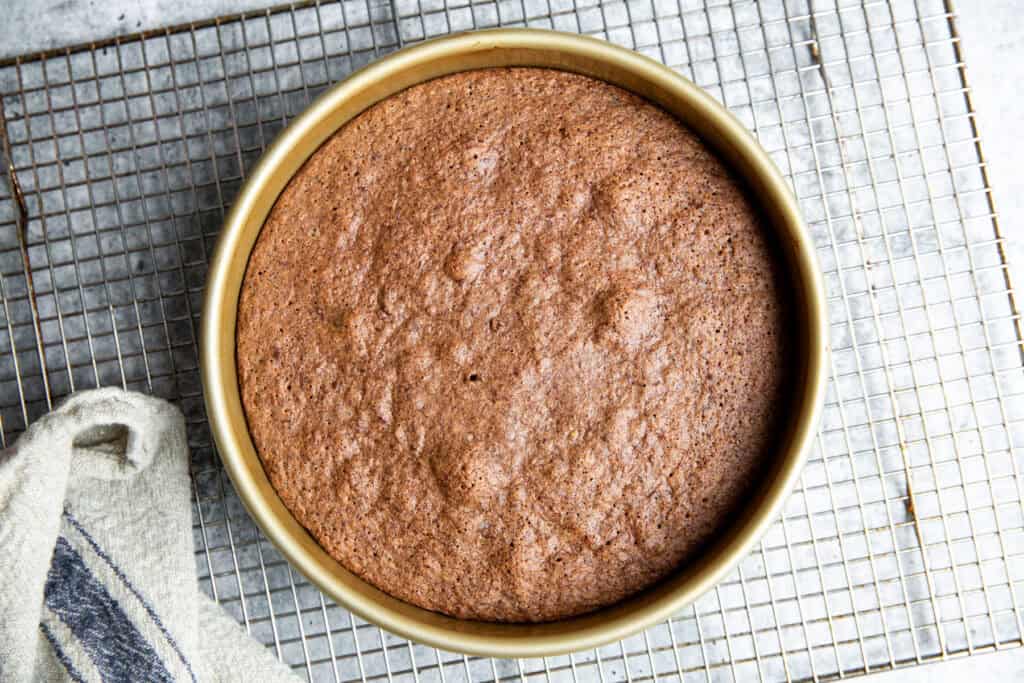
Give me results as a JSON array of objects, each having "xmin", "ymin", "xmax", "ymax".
[
  {"xmin": 39, "ymin": 621, "xmax": 87, "ymax": 683},
  {"xmin": 63, "ymin": 507, "xmax": 197, "ymax": 682},
  {"xmin": 44, "ymin": 536, "xmax": 175, "ymax": 683}
]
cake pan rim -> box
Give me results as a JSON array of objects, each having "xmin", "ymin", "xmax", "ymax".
[{"xmin": 200, "ymin": 27, "xmax": 829, "ymax": 658}]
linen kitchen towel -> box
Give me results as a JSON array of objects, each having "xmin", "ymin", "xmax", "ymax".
[{"xmin": 0, "ymin": 388, "xmax": 298, "ymax": 682}]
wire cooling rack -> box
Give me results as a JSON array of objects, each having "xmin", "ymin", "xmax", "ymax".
[{"xmin": 1, "ymin": 0, "xmax": 1021, "ymax": 680}]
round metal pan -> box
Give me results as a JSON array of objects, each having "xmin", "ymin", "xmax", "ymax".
[{"xmin": 201, "ymin": 28, "xmax": 828, "ymax": 658}]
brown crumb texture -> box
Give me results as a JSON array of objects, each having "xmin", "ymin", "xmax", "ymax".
[{"xmin": 236, "ymin": 67, "xmax": 791, "ymax": 622}]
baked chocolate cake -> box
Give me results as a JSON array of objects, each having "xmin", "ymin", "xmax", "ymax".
[{"xmin": 236, "ymin": 67, "xmax": 791, "ymax": 622}]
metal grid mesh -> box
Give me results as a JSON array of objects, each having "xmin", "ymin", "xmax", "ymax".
[{"xmin": 1, "ymin": 0, "xmax": 1022, "ymax": 680}]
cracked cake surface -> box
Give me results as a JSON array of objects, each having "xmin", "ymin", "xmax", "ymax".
[{"xmin": 236, "ymin": 67, "xmax": 791, "ymax": 622}]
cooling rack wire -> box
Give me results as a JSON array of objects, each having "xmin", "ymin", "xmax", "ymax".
[{"xmin": 0, "ymin": 0, "xmax": 1021, "ymax": 680}]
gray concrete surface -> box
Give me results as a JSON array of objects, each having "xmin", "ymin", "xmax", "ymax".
[
  {"xmin": 871, "ymin": 648, "xmax": 1024, "ymax": 682},
  {"xmin": 0, "ymin": 0, "xmax": 273, "ymax": 58},
  {"xmin": 1, "ymin": 1, "xmax": 1022, "ymax": 681},
  {"xmin": 958, "ymin": 1, "xmax": 1024, "ymax": 304}
]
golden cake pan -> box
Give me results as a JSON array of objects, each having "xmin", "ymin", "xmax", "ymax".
[{"xmin": 201, "ymin": 28, "xmax": 829, "ymax": 658}]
